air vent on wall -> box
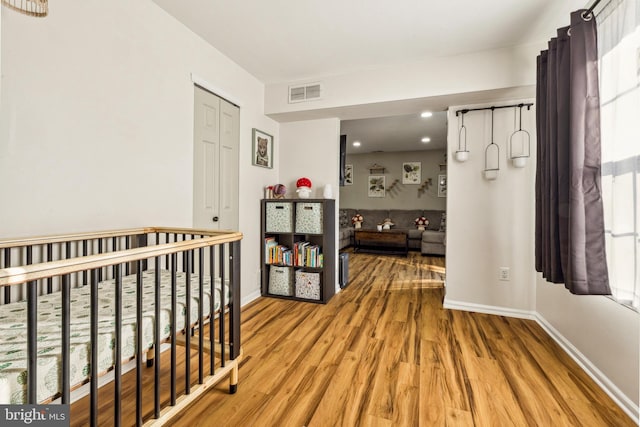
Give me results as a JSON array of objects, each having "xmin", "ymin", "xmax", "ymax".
[{"xmin": 288, "ymin": 82, "xmax": 322, "ymax": 103}]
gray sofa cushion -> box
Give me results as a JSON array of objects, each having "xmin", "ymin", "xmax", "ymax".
[
  {"xmin": 357, "ymin": 209, "xmax": 389, "ymax": 229},
  {"xmin": 422, "ymin": 230, "xmax": 444, "ymax": 244},
  {"xmin": 423, "ymin": 210, "xmax": 443, "ymax": 231},
  {"xmin": 407, "ymin": 229, "xmax": 423, "ymax": 239},
  {"xmin": 339, "ymin": 227, "xmax": 353, "ymax": 240},
  {"xmin": 389, "ymin": 210, "xmax": 423, "ymax": 230}
]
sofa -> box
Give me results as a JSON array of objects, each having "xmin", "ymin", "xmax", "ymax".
[{"xmin": 338, "ymin": 208, "xmax": 446, "ymax": 255}]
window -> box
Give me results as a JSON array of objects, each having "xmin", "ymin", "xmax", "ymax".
[{"xmin": 598, "ymin": 0, "xmax": 640, "ymax": 309}]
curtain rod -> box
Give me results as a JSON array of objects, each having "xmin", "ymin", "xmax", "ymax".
[
  {"xmin": 585, "ymin": 0, "xmax": 602, "ymax": 18},
  {"xmin": 455, "ymin": 103, "xmax": 534, "ymax": 117}
]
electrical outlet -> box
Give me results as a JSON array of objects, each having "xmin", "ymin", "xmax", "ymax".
[{"xmin": 499, "ymin": 267, "xmax": 510, "ymax": 281}]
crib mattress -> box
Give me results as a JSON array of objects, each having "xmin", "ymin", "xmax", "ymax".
[{"xmin": 0, "ymin": 269, "xmax": 228, "ymax": 404}]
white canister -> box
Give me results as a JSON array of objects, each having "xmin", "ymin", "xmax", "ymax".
[{"xmin": 323, "ymin": 184, "xmax": 333, "ymax": 199}]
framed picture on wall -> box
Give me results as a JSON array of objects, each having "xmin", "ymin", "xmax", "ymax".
[
  {"xmin": 438, "ymin": 174, "xmax": 447, "ymax": 197},
  {"xmin": 344, "ymin": 164, "xmax": 353, "ymax": 185},
  {"xmin": 252, "ymin": 128, "xmax": 273, "ymax": 169},
  {"xmin": 368, "ymin": 175, "xmax": 385, "ymax": 197},
  {"xmin": 402, "ymin": 162, "xmax": 421, "ymax": 184}
]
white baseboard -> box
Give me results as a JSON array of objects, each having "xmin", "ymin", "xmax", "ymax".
[
  {"xmin": 443, "ymin": 298, "xmax": 639, "ymax": 423},
  {"xmin": 443, "ymin": 298, "xmax": 536, "ymax": 320},
  {"xmin": 241, "ymin": 289, "xmax": 262, "ymax": 307},
  {"xmin": 535, "ymin": 313, "xmax": 639, "ymax": 423}
]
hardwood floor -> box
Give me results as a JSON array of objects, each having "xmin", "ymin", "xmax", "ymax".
[
  {"xmin": 73, "ymin": 252, "xmax": 633, "ymax": 426},
  {"xmin": 165, "ymin": 251, "xmax": 633, "ymax": 427}
]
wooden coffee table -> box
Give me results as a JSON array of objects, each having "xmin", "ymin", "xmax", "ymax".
[{"xmin": 354, "ymin": 229, "xmax": 408, "ymax": 256}]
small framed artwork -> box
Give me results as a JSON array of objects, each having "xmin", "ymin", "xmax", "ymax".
[
  {"xmin": 252, "ymin": 128, "xmax": 273, "ymax": 169},
  {"xmin": 438, "ymin": 174, "xmax": 447, "ymax": 197},
  {"xmin": 402, "ymin": 162, "xmax": 421, "ymax": 184},
  {"xmin": 344, "ymin": 164, "xmax": 353, "ymax": 185},
  {"xmin": 368, "ymin": 175, "xmax": 386, "ymax": 197}
]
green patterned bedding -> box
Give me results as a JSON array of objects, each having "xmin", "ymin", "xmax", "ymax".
[{"xmin": 0, "ymin": 269, "xmax": 228, "ymax": 404}]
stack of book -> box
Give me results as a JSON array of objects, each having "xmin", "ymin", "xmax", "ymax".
[
  {"xmin": 264, "ymin": 237, "xmax": 293, "ymax": 266},
  {"xmin": 293, "ymin": 241, "xmax": 323, "ymax": 268}
]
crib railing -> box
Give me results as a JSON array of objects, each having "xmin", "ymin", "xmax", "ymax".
[{"xmin": 0, "ymin": 227, "xmax": 242, "ymax": 426}]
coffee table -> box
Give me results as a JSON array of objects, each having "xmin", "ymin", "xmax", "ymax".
[{"xmin": 354, "ymin": 229, "xmax": 408, "ymax": 256}]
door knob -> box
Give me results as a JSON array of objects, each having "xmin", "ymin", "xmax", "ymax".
[{"xmin": 212, "ymin": 216, "xmax": 219, "ymax": 222}]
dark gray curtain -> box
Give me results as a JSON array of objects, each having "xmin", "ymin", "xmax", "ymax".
[{"xmin": 535, "ymin": 10, "xmax": 611, "ymax": 295}]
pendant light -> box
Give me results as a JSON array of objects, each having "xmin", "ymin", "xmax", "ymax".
[
  {"xmin": 2, "ymin": 0, "xmax": 48, "ymax": 17},
  {"xmin": 455, "ymin": 110, "xmax": 469, "ymax": 162},
  {"xmin": 484, "ymin": 108, "xmax": 499, "ymax": 180},
  {"xmin": 509, "ymin": 104, "xmax": 531, "ymax": 168}
]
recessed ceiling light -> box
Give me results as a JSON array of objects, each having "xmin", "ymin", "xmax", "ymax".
[
  {"xmin": 420, "ymin": 111, "xmax": 433, "ymax": 118},
  {"xmin": 353, "ymin": 141, "xmax": 361, "ymax": 147},
  {"xmin": 421, "ymin": 137, "xmax": 431, "ymax": 143}
]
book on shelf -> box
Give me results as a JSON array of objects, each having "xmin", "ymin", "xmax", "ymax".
[{"xmin": 293, "ymin": 241, "xmax": 323, "ymax": 268}]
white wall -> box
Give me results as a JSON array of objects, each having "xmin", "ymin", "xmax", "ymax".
[
  {"xmin": 444, "ymin": 100, "xmax": 537, "ymax": 313},
  {"xmin": 0, "ymin": 0, "xmax": 278, "ymax": 303},
  {"xmin": 265, "ymin": 44, "xmax": 541, "ymax": 117},
  {"xmin": 536, "ymin": 278, "xmax": 639, "ymax": 417},
  {"xmin": 340, "ymin": 150, "xmax": 446, "ymax": 210},
  {"xmin": 279, "ymin": 118, "xmax": 341, "ymax": 291}
]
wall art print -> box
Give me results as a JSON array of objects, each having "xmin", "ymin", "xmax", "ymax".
[
  {"xmin": 252, "ymin": 128, "xmax": 274, "ymax": 169},
  {"xmin": 368, "ymin": 175, "xmax": 385, "ymax": 198},
  {"xmin": 402, "ymin": 162, "xmax": 421, "ymax": 184},
  {"xmin": 344, "ymin": 164, "xmax": 353, "ymax": 185}
]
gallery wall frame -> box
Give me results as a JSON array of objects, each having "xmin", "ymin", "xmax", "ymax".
[
  {"xmin": 368, "ymin": 175, "xmax": 385, "ymax": 197},
  {"xmin": 252, "ymin": 128, "xmax": 274, "ymax": 168},
  {"xmin": 402, "ymin": 162, "xmax": 421, "ymax": 184}
]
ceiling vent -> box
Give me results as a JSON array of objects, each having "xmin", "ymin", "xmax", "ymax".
[{"xmin": 288, "ymin": 82, "xmax": 322, "ymax": 103}]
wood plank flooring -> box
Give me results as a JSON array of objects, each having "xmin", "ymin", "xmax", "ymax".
[
  {"xmin": 167, "ymin": 252, "xmax": 633, "ymax": 427},
  {"xmin": 74, "ymin": 251, "xmax": 634, "ymax": 426}
]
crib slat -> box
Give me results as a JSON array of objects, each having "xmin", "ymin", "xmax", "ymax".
[
  {"xmin": 230, "ymin": 241, "xmax": 241, "ymax": 361},
  {"xmin": 154, "ymin": 261, "xmax": 161, "ymax": 419},
  {"xmin": 46, "ymin": 243, "xmax": 53, "ymax": 293},
  {"xmin": 4, "ymin": 249, "xmax": 11, "ymax": 303},
  {"xmin": 170, "ymin": 253, "xmax": 177, "ymax": 406},
  {"xmin": 219, "ymin": 244, "xmax": 226, "ymax": 367},
  {"xmin": 26, "ymin": 246, "xmax": 38, "ymax": 403},
  {"xmin": 90, "ymin": 269, "xmax": 99, "ymax": 427},
  {"xmin": 114, "ymin": 264, "xmax": 122, "ymax": 427},
  {"xmin": 61, "ymin": 274, "xmax": 71, "ymax": 404},
  {"xmin": 198, "ymin": 247, "xmax": 204, "ymax": 384},
  {"xmin": 185, "ymin": 250, "xmax": 191, "ymax": 395},
  {"xmin": 209, "ymin": 246, "xmax": 215, "ymax": 375},
  {"xmin": 135, "ymin": 261, "xmax": 143, "ymax": 427},
  {"xmin": 27, "ymin": 280, "xmax": 38, "ymax": 404}
]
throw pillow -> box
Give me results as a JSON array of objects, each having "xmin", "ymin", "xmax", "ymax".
[
  {"xmin": 439, "ymin": 212, "xmax": 447, "ymax": 232},
  {"xmin": 339, "ymin": 209, "xmax": 349, "ymax": 228}
]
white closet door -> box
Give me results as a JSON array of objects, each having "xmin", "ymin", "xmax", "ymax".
[{"xmin": 193, "ymin": 86, "xmax": 239, "ymax": 230}]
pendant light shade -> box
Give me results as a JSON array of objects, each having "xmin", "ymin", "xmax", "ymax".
[
  {"xmin": 509, "ymin": 104, "xmax": 531, "ymax": 168},
  {"xmin": 484, "ymin": 108, "xmax": 499, "ymax": 180},
  {"xmin": 455, "ymin": 110, "xmax": 469, "ymax": 162},
  {"xmin": 2, "ymin": 0, "xmax": 48, "ymax": 17}
]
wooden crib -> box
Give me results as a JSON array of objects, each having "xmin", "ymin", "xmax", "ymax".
[{"xmin": 0, "ymin": 227, "xmax": 242, "ymax": 426}]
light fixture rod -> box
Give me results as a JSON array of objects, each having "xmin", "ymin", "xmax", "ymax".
[{"xmin": 455, "ymin": 102, "xmax": 533, "ymax": 116}]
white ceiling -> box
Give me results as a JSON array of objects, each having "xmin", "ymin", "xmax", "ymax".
[
  {"xmin": 152, "ymin": 0, "xmax": 583, "ymax": 153},
  {"xmin": 152, "ymin": 0, "xmax": 582, "ymax": 85},
  {"xmin": 341, "ymin": 111, "xmax": 448, "ymax": 154}
]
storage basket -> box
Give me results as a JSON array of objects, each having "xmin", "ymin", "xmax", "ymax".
[
  {"xmin": 266, "ymin": 202, "xmax": 293, "ymax": 233},
  {"xmin": 295, "ymin": 202, "xmax": 323, "ymax": 234},
  {"xmin": 269, "ymin": 265, "xmax": 293, "ymax": 296},
  {"xmin": 295, "ymin": 270, "xmax": 321, "ymax": 300}
]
